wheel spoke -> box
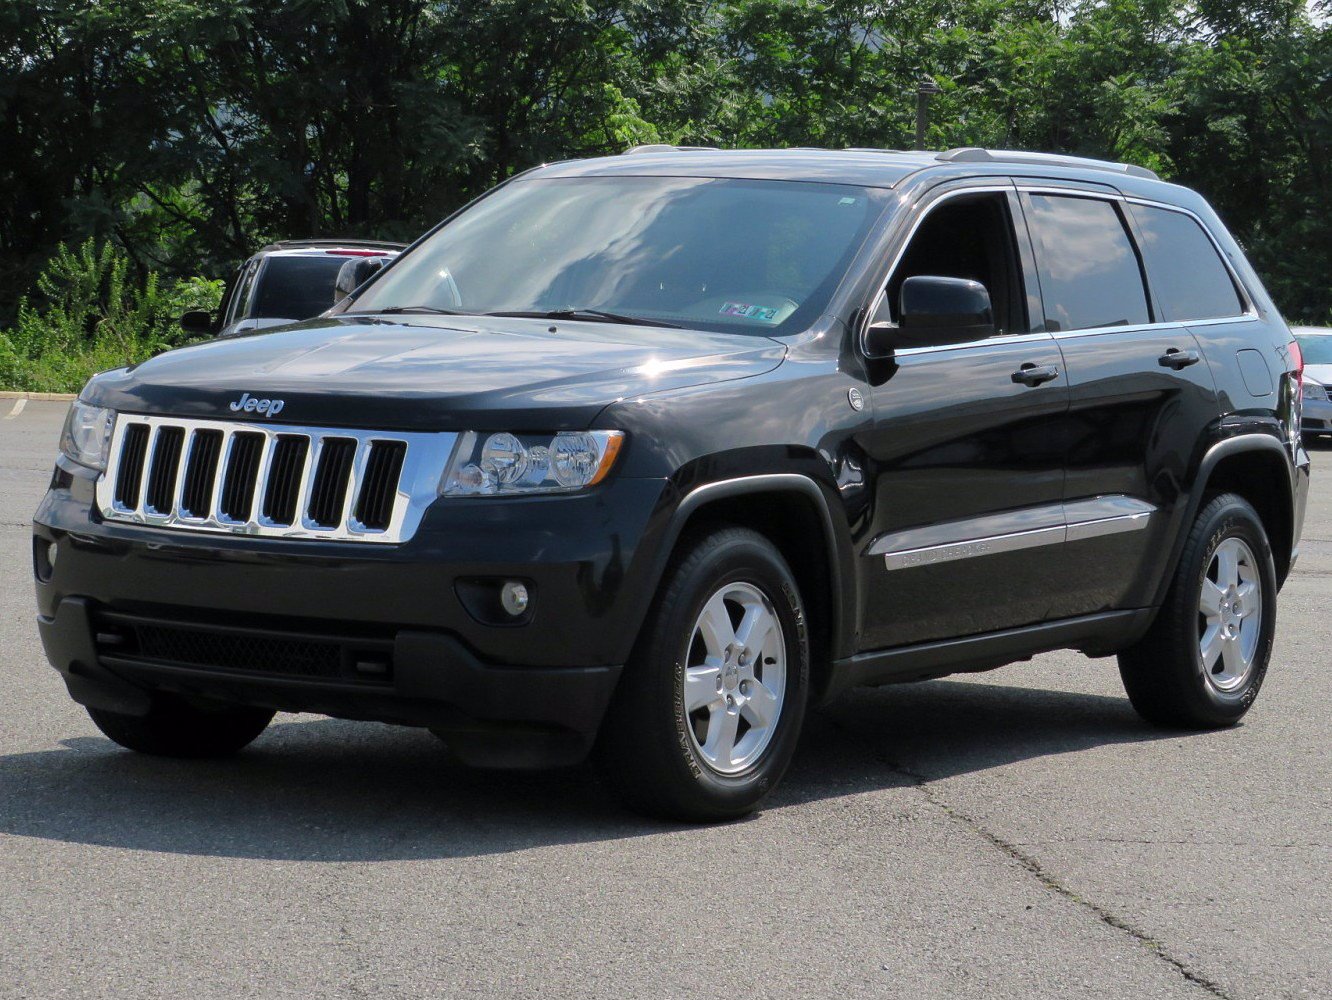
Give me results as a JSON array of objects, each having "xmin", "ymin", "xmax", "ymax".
[
  {"xmin": 741, "ymin": 681, "xmax": 780, "ymax": 729},
  {"xmin": 735, "ymin": 602, "xmax": 777, "ymax": 662},
  {"xmin": 1200, "ymin": 623, "xmax": 1224, "ymax": 669},
  {"xmin": 1199, "ymin": 579, "xmax": 1224, "ymax": 617},
  {"xmin": 1214, "ymin": 540, "xmax": 1240, "ymax": 589},
  {"xmin": 684, "ymin": 665, "xmax": 722, "ymax": 713},
  {"xmin": 1220, "ymin": 633, "xmax": 1246, "ymax": 678},
  {"xmin": 702, "ymin": 707, "xmax": 740, "ymax": 769},
  {"xmin": 696, "ymin": 592, "xmax": 736, "ymax": 659},
  {"xmin": 1235, "ymin": 581, "xmax": 1258, "ymax": 614}
]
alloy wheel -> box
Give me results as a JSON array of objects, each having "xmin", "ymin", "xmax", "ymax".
[
  {"xmin": 681, "ymin": 582, "xmax": 787, "ymax": 775},
  {"xmin": 1198, "ymin": 536, "xmax": 1263, "ymax": 693}
]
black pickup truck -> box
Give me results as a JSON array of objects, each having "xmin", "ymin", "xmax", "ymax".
[{"xmin": 35, "ymin": 146, "xmax": 1309, "ymax": 820}]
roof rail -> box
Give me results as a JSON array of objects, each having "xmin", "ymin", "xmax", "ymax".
[
  {"xmin": 622, "ymin": 144, "xmax": 719, "ymax": 155},
  {"xmin": 936, "ymin": 147, "xmax": 1159, "ymax": 181}
]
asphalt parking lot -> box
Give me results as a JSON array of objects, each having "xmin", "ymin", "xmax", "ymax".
[{"xmin": 1, "ymin": 397, "xmax": 1328, "ymax": 999}]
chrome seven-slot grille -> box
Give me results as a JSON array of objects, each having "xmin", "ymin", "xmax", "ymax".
[{"xmin": 95, "ymin": 415, "xmax": 459, "ymax": 543}]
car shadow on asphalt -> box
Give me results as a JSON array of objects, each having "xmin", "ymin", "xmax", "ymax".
[{"xmin": 0, "ymin": 678, "xmax": 1175, "ymax": 861}]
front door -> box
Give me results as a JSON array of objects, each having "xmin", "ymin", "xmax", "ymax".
[{"xmin": 856, "ymin": 185, "xmax": 1071, "ymax": 650}]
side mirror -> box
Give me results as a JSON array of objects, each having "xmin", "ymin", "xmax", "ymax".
[
  {"xmin": 179, "ymin": 310, "xmax": 215, "ymax": 336},
  {"xmin": 334, "ymin": 256, "xmax": 388, "ymax": 305},
  {"xmin": 863, "ymin": 276, "xmax": 995, "ymax": 357}
]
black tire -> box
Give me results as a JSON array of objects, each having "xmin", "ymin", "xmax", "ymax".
[
  {"xmin": 1118, "ymin": 493, "xmax": 1277, "ymax": 728},
  {"xmin": 88, "ymin": 694, "xmax": 275, "ymax": 758},
  {"xmin": 596, "ymin": 526, "xmax": 810, "ymax": 821}
]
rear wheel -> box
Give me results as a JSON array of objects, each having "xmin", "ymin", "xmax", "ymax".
[
  {"xmin": 88, "ymin": 694, "xmax": 275, "ymax": 757},
  {"xmin": 1118, "ymin": 493, "xmax": 1277, "ymax": 728},
  {"xmin": 596, "ymin": 526, "xmax": 809, "ymax": 821}
]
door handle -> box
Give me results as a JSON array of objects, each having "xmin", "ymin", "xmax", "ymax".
[
  {"xmin": 1012, "ymin": 363, "xmax": 1060, "ymax": 387},
  {"xmin": 1159, "ymin": 348, "xmax": 1201, "ymax": 370}
]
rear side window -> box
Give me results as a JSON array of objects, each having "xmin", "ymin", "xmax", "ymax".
[
  {"xmin": 1131, "ymin": 205, "xmax": 1244, "ymax": 321},
  {"xmin": 1023, "ymin": 194, "xmax": 1151, "ymax": 332}
]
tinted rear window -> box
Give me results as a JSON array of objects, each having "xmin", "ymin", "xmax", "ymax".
[
  {"xmin": 1023, "ymin": 194, "xmax": 1151, "ymax": 332},
  {"xmin": 1131, "ymin": 205, "xmax": 1244, "ymax": 322},
  {"xmin": 252, "ymin": 256, "xmax": 348, "ymax": 321}
]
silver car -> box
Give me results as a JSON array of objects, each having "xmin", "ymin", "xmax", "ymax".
[{"xmin": 1294, "ymin": 326, "xmax": 1332, "ymax": 440}]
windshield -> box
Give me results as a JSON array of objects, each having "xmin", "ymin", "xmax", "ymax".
[
  {"xmin": 252, "ymin": 256, "xmax": 352, "ymax": 321},
  {"xmin": 1296, "ymin": 334, "xmax": 1332, "ymax": 366},
  {"xmin": 350, "ymin": 176, "xmax": 886, "ymax": 335}
]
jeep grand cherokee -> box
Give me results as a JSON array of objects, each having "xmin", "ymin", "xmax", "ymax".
[{"xmin": 34, "ymin": 146, "xmax": 1309, "ymax": 820}]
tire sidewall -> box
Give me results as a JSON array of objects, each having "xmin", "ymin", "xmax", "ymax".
[
  {"xmin": 654, "ymin": 533, "xmax": 810, "ymax": 812},
  {"xmin": 1185, "ymin": 500, "xmax": 1277, "ymax": 718}
]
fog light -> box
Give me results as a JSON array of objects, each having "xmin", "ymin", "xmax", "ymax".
[
  {"xmin": 33, "ymin": 538, "xmax": 56, "ymax": 583},
  {"xmin": 500, "ymin": 581, "xmax": 530, "ymax": 617}
]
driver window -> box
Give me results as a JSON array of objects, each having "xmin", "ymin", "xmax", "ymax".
[{"xmin": 876, "ymin": 193, "xmax": 1026, "ymax": 335}]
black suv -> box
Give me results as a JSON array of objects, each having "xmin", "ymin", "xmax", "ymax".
[{"xmin": 34, "ymin": 147, "xmax": 1309, "ymax": 820}]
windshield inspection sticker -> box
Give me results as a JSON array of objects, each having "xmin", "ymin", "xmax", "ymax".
[{"xmin": 720, "ymin": 302, "xmax": 780, "ymax": 322}]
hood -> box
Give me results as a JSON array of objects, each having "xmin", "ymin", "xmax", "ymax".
[{"xmin": 84, "ymin": 315, "xmax": 786, "ymax": 431}]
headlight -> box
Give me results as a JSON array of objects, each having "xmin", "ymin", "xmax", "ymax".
[
  {"xmin": 441, "ymin": 430, "xmax": 624, "ymax": 496},
  {"xmin": 58, "ymin": 401, "xmax": 116, "ymax": 471},
  {"xmin": 1303, "ymin": 381, "xmax": 1326, "ymax": 401}
]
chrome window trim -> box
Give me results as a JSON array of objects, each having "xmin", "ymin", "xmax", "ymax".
[
  {"xmin": 95, "ymin": 413, "xmax": 458, "ymax": 544},
  {"xmin": 868, "ymin": 495, "xmax": 1156, "ymax": 570},
  {"xmin": 859, "ymin": 181, "xmax": 1260, "ymax": 361}
]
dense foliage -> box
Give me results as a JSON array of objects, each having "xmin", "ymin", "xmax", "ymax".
[{"xmin": 1, "ymin": 0, "xmax": 1329, "ymax": 389}]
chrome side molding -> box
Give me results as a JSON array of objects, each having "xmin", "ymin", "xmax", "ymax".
[{"xmin": 868, "ymin": 496, "xmax": 1156, "ymax": 570}]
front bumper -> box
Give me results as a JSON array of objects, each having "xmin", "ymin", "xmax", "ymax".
[
  {"xmin": 38, "ymin": 597, "xmax": 620, "ymax": 766},
  {"xmin": 33, "ymin": 466, "xmax": 671, "ymax": 763}
]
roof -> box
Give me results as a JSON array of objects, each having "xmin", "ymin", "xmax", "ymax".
[{"xmin": 534, "ymin": 146, "xmax": 1161, "ymax": 190}]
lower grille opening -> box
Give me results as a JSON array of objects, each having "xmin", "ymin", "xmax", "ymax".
[{"xmin": 94, "ymin": 614, "xmax": 394, "ymax": 685}]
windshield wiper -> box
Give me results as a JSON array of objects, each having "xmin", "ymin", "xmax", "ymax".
[
  {"xmin": 484, "ymin": 308, "xmax": 680, "ymax": 329},
  {"xmin": 352, "ymin": 305, "xmax": 473, "ymax": 316}
]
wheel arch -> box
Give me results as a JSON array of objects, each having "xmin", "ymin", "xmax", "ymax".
[
  {"xmin": 1164, "ymin": 433, "xmax": 1297, "ymax": 602},
  {"xmin": 647, "ymin": 474, "xmax": 851, "ymax": 704}
]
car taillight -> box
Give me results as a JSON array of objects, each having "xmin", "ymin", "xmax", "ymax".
[{"xmin": 1290, "ymin": 339, "xmax": 1304, "ymax": 394}]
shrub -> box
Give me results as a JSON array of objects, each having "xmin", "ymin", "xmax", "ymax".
[{"xmin": 0, "ymin": 240, "xmax": 223, "ymax": 393}]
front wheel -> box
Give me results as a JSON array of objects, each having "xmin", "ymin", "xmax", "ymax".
[
  {"xmin": 1118, "ymin": 493, "xmax": 1277, "ymax": 728},
  {"xmin": 596, "ymin": 526, "xmax": 809, "ymax": 821}
]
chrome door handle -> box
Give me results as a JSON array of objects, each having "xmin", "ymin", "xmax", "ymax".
[
  {"xmin": 1159, "ymin": 348, "xmax": 1201, "ymax": 370},
  {"xmin": 1012, "ymin": 363, "xmax": 1060, "ymax": 387}
]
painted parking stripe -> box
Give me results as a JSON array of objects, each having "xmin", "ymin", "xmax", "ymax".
[{"xmin": 3, "ymin": 398, "xmax": 25, "ymax": 419}]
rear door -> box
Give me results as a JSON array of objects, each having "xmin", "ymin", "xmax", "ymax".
[{"xmin": 1017, "ymin": 186, "xmax": 1222, "ymax": 615}]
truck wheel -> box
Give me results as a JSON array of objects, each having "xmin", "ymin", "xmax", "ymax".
[
  {"xmin": 1119, "ymin": 493, "xmax": 1277, "ymax": 728},
  {"xmin": 596, "ymin": 526, "xmax": 809, "ymax": 821},
  {"xmin": 87, "ymin": 695, "xmax": 275, "ymax": 758}
]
